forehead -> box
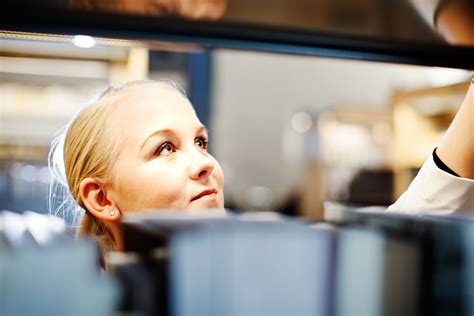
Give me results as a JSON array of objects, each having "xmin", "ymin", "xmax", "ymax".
[
  {"xmin": 107, "ymin": 85, "xmax": 203, "ymax": 147},
  {"xmin": 112, "ymin": 85, "xmax": 199, "ymax": 126}
]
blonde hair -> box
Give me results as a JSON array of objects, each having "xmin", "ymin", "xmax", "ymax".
[{"xmin": 49, "ymin": 80, "xmax": 185, "ymax": 253}]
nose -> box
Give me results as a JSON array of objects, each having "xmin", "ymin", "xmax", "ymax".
[{"xmin": 189, "ymin": 152, "xmax": 215, "ymax": 181}]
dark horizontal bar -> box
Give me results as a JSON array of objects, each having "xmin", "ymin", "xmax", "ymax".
[{"xmin": 1, "ymin": 4, "xmax": 474, "ymax": 69}]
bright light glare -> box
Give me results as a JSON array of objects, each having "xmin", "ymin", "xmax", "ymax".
[{"xmin": 72, "ymin": 35, "xmax": 96, "ymax": 48}]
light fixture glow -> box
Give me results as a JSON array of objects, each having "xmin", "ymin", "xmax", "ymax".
[
  {"xmin": 291, "ymin": 111, "xmax": 312, "ymax": 133},
  {"xmin": 72, "ymin": 35, "xmax": 96, "ymax": 48}
]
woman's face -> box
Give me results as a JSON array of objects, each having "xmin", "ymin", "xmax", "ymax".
[{"xmin": 107, "ymin": 85, "xmax": 224, "ymax": 213}]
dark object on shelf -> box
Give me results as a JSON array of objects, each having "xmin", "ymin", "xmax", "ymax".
[{"xmin": 347, "ymin": 169, "xmax": 394, "ymax": 206}]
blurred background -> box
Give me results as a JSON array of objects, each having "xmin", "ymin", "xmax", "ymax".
[
  {"xmin": 1, "ymin": 0, "xmax": 472, "ymax": 220},
  {"xmin": 1, "ymin": 34, "xmax": 470, "ymax": 218}
]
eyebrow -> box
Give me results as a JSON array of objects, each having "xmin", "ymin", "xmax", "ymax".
[{"xmin": 140, "ymin": 126, "xmax": 208, "ymax": 150}]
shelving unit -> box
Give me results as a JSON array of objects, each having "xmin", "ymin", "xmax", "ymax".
[
  {"xmin": 1, "ymin": 32, "xmax": 149, "ymax": 148},
  {"xmin": 0, "ymin": 32, "xmax": 149, "ymax": 212}
]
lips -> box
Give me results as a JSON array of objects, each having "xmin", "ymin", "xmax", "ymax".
[{"xmin": 191, "ymin": 188, "xmax": 217, "ymax": 202}]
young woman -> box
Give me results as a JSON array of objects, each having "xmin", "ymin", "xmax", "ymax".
[
  {"xmin": 49, "ymin": 81, "xmax": 225, "ymax": 253},
  {"xmin": 49, "ymin": 78, "xmax": 473, "ymax": 255}
]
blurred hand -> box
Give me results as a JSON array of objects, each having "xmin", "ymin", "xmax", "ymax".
[
  {"xmin": 436, "ymin": 0, "xmax": 474, "ymax": 46},
  {"xmin": 74, "ymin": 0, "xmax": 227, "ymax": 20},
  {"xmin": 169, "ymin": 0, "xmax": 227, "ymax": 20}
]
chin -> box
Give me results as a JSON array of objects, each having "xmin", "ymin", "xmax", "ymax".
[
  {"xmin": 186, "ymin": 207, "xmax": 227, "ymax": 216},
  {"xmin": 189, "ymin": 200, "xmax": 221, "ymax": 209}
]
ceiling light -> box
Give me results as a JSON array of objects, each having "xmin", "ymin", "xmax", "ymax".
[{"xmin": 72, "ymin": 35, "xmax": 96, "ymax": 48}]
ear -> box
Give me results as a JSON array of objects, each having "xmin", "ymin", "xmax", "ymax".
[{"xmin": 79, "ymin": 177, "xmax": 120, "ymax": 222}]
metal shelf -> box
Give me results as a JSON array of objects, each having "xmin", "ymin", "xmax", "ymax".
[{"xmin": 1, "ymin": 3, "xmax": 474, "ymax": 69}]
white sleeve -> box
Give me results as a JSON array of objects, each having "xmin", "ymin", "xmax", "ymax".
[{"xmin": 387, "ymin": 153, "xmax": 474, "ymax": 214}]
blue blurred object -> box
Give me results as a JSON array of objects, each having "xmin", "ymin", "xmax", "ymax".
[
  {"xmin": 324, "ymin": 207, "xmax": 474, "ymax": 316},
  {"xmin": 116, "ymin": 209, "xmax": 473, "ymax": 316},
  {"xmin": 3, "ymin": 209, "xmax": 471, "ymax": 316},
  {"xmin": 0, "ymin": 211, "xmax": 121, "ymax": 316},
  {"xmin": 169, "ymin": 219, "xmax": 333, "ymax": 316}
]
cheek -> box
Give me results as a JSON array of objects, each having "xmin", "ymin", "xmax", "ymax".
[{"xmin": 115, "ymin": 162, "xmax": 188, "ymax": 211}]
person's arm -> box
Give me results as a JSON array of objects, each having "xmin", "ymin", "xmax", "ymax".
[
  {"xmin": 388, "ymin": 80, "xmax": 474, "ymax": 214},
  {"xmin": 436, "ymin": 80, "xmax": 474, "ymax": 179}
]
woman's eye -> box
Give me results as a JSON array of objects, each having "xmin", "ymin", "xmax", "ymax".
[
  {"xmin": 195, "ymin": 137, "xmax": 209, "ymax": 150},
  {"xmin": 155, "ymin": 142, "xmax": 175, "ymax": 156}
]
